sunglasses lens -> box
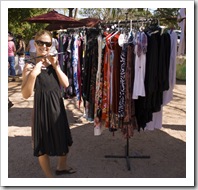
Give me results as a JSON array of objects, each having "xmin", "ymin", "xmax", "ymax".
[
  {"xmin": 45, "ymin": 42, "xmax": 52, "ymax": 47},
  {"xmin": 36, "ymin": 40, "xmax": 52, "ymax": 47},
  {"xmin": 36, "ymin": 41, "xmax": 43, "ymax": 46}
]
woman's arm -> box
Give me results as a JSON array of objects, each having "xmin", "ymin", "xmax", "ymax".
[{"xmin": 21, "ymin": 61, "xmax": 44, "ymax": 99}]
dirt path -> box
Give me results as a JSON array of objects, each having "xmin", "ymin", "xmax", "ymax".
[{"xmin": 7, "ymin": 78, "xmax": 186, "ymax": 180}]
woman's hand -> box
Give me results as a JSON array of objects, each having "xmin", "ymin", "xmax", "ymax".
[
  {"xmin": 45, "ymin": 53, "xmax": 59, "ymax": 69},
  {"xmin": 31, "ymin": 61, "xmax": 45, "ymax": 77}
]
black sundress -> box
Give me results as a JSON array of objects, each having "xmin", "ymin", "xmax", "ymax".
[{"xmin": 33, "ymin": 65, "xmax": 73, "ymax": 157}]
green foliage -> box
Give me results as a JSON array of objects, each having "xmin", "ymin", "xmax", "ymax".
[
  {"xmin": 153, "ymin": 8, "xmax": 180, "ymax": 28},
  {"xmin": 176, "ymin": 59, "xmax": 186, "ymax": 81},
  {"xmin": 8, "ymin": 8, "xmax": 50, "ymax": 43},
  {"xmin": 79, "ymin": 8, "xmax": 106, "ymax": 20}
]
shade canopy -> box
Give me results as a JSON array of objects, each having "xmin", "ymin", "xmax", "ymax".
[
  {"xmin": 45, "ymin": 17, "xmax": 102, "ymax": 31},
  {"xmin": 45, "ymin": 22, "xmax": 83, "ymax": 31},
  {"xmin": 78, "ymin": 18, "xmax": 102, "ymax": 27},
  {"xmin": 24, "ymin": 10, "xmax": 82, "ymax": 24}
]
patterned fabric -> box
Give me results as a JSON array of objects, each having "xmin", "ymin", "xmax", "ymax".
[
  {"xmin": 135, "ymin": 31, "xmax": 147, "ymax": 57},
  {"xmin": 101, "ymin": 42, "xmax": 110, "ymax": 128},
  {"xmin": 118, "ymin": 43, "xmax": 128, "ymax": 118},
  {"xmin": 132, "ymin": 32, "xmax": 147, "ymax": 99},
  {"xmin": 121, "ymin": 44, "xmax": 138, "ymax": 137},
  {"xmin": 64, "ymin": 35, "xmax": 76, "ymax": 99},
  {"xmin": 141, "ymin": 32, "xmax": 148, "ymax": 54},
  {"xmin": 136, "ymin": 32, "xmax": 142, "ymax": 57},
  {"xmin": 77, "ymin": 37, "xmax": 83, "ymax": 107},
  {"xmin": 94, "ymin": 34, "xmax": 104, "ymax": 120},
  {"xmin": 88, "ymin": 38, "xmax": 98, "ymax": 120},
  {"xmin": 72, "ymin": 34, "xmax": 80, "ymax": 101},
  {"xmin": 58, "ymin": 33, "xmax": 76, "ymax": 99}
]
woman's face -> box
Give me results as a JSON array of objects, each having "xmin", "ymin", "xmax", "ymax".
[{"xmin": 34, "ymin": 34, "xmax": 52, "ymax": 56}]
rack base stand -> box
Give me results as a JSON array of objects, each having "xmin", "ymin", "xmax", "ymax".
[{"xmin": 105, "ymin": 139, "xmax": 150, "ymax": 170}]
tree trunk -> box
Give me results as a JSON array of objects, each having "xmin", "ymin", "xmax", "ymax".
[
  {"xmin": 68, "ymin": 8, "xmax": 74, "ymax": 17},
  {"xmin": 74, "ymin": 8, "xmax": 78, "ymax": 19}
]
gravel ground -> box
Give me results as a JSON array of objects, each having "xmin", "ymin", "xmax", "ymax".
[{"xmin": 6, "ymin": 78, "xmax": 187, "ymax": 187}]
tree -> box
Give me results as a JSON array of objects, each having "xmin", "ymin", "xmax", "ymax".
[
  {"xmin": 74, "ymin": 8, "xmax": 78, "ymax": 18},
  {"xmin": 153, "ymin": 8, "xmax": 180, "ymax": 28},
  {"xmin": 79, "ymin": 8, "xmax": 153, "ymax": 21},
  {"xmin": 78, "ymin": 8, "xmax": 106, "ymax": 20},
  {"xmin": 68, "ymin": 8, "xmax": 74, "ymax": 17},
  {"xmin": 54, "ymin": 8, "xmax": 78, "ymax": 18},
  {"xmin": 67, "ymin": 8, "xmax": 78, "ymax": 18},
  {"xmin": 8, "ymin": 8, "xmax": 50, "ymax": 43},
  {"xmin": 79, "ymin": 8, "xmax": 180, "ymax": 29}
]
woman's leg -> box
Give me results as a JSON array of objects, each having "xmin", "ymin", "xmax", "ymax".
[
  {"xmin": 8, "ymin": 56, "xmax": 16, "ymax": 76},
  {"xmin": 56, "ymin": 155, "xmax": 76, "ymax": 175},
  {"xmin": 56, "ymin": 155, "xmax": 67, "ymax": 170},
  {"xmin": 38, "ymin": 154, "xmax": 53, "ymax": 178}
]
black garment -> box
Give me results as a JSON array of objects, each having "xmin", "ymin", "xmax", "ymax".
[
  {"xmin": 135, "ymin": 29, "xmax": 161, "ymax": 130},
  {"xmin": 65, "ymin": 35, "xmax": 76, "ymax": 99},
  {"xmin": 82, "ymin": 30, "xmax": 99, "ymax": 120},
  {"xmin": 33, "ymin": 65, "xmax": 73, "ymax": 157},
  {"xmin": 159, "ymin": 32, "xmax": 171, "ymax": 92},
  {"xmin": 135, "ymin": 28, "xmax": 171, "ymax": 131}
]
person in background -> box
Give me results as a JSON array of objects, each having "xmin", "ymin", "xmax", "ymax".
[
  {"xmin": 16, "ymin": 35, "xmax": 26, "ymax": 75},
  {"xmin": 16, "ymin": 35, "xmax": 26, "ymax": 57},
  {"xmin": 8, "ymin": 62, "xmax": 14, "ymax": 109},
  {"xmin": 8, "ymin": 32, "xmax": 16, "ymax": 81},
  {"xmin": 50, "ymin": 32, "xmax": 59, "ymax": 54},
  {"xmin": 21, "ymin": 30, "xmax": 76, "ymax": 178},
  {"xmin": 52, "ymin": 31, "xmax": 59, "ymax": 40},
  {"xmin": 26, "ymin": 35, "xmax": 36, "ymax": 58}
]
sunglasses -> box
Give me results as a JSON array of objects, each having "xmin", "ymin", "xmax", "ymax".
[{"xmin": 35, "ymin": 40, "xmax": 52, "ymax": 47}]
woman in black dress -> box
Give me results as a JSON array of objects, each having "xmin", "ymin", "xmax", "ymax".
[{"xmin": 21, "ymin": 30, "xmax": 75, "ymax": 177}]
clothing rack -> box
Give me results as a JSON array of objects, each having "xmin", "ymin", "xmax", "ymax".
[
  {"xmin": 100, "ymin": 17, "xmax": 158, "ymax": 29},
  {"xmin": 104, "ymin": 14, "xmax": 151, "ymax": 171},
  {"xmin": 105, "ymin": 128, "xmax": 150, "ymax": 171}
]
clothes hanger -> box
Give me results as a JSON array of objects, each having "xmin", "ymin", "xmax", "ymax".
[
  {"xmin": 24, "ymin": 52, "xmax": 66, "ymax": 63},
  {"xmin": 104, "ymin": 27, "xmax": 114, "ymax": 39},
  {"xmin": 107, "ymin": 20, "xmax": 121, "ymax": 41}
]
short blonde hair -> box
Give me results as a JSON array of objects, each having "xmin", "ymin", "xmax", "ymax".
[{"xmin": 34, "ymin": 30, "xmax": 52, "ymax": 42}]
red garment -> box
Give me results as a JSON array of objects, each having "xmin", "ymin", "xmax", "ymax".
[
  {"xmin": 101, "ymin": 31, "xmax": 122, "ymax": 129},
  {"xmin": 101, "ymin": 44, "xmax": 110, "ymax": 128}
]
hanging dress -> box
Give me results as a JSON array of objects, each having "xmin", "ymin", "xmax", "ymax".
[
  {"xmin": 132, "ymin": 31, "xmax": 147, "ymax": 99},
  {"xmin": 33, "ymin": 65, "xmax": 73, "ymax": 157}
]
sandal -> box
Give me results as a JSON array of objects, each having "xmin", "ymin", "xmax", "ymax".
[{"xmin": 55, "ymin": 167, "xmax": 77, "ymax": 175}]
